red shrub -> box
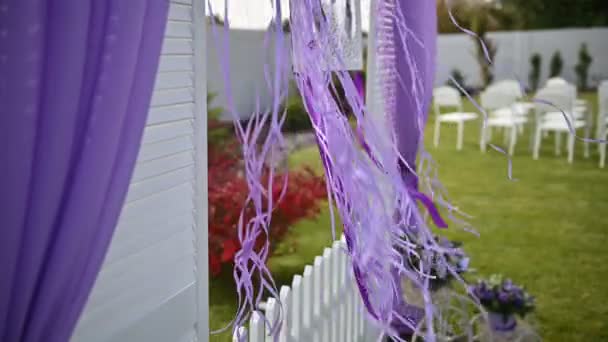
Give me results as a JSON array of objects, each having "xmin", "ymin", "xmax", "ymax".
[{"xmin": 208, "ymin": 123, "xmax": 326, "ymax": 276}]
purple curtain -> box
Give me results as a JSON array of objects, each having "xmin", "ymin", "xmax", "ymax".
[
  {"xmin": 393, "ymin": 0, "xmax": 437, "ymax": 181},
  {"xmin": 0, "ymin": 1, "xmax": 169, "ymax": 341}
]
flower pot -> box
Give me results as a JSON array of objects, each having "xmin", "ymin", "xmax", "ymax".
[{"xmin": 488, "ymin": 312, "xmax": 517, "ymax": 332}]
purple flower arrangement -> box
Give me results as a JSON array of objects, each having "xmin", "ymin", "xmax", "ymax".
[
  {"xmin": 470, "ymin": 274, "xmax": 535, "ymax": 319},
  {"xmin": 406, "ymin": 236, "xmax": 470, "ymax": 291}
]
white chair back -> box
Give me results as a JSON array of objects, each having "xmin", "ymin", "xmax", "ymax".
[
  {"xmin": 546, "ymin": 77, "xmax": 568, "ymax": 87},
  {"xmin": 599, "ymin": 84, "xmax": 608, "ymax": 129},
  {"xmin": 534, "ymin": 87, "xmax": 575, "ymax": 122},
  {"xmin": 491, "ymin": 79, "xmax": 525, "ymax": 99},
  {"xmin": 480, "ymin": 88, "xmax": 517, "ymax": 111},
  {"xmin": 545, "ymin": 82, "xmax": 577, "ymax": 104},
  {"xmin": 433, "ymin": 86, "xmax": 463, "ymax": 114}
]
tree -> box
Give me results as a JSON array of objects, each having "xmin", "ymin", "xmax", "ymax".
[
  {"xmin": 549, "ymin": 51, "xmax": 563, "ymax": 78},
  {"xmin": 207, "ymin": 14, "xmax": 225, "ymax": 26},
  {"xmin": 439, "ymin": 0, "xmax": 608, "ymax": 32},
  {"xmin": 574, "ymin": 43, "xmax": 593, "ymax": 90},
  {"xmin": 529, "ymin": 53, "xmax": 542, "ymax": 91},
  {"xmin": 282, "ymin": 19, "xmax": 291, "ymax": 33},
  {"xmin": 499, "ymin": 0, "xmax": 608, "ymax": 30}
]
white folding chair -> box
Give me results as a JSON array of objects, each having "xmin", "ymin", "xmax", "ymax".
[
  {"xmin": 492, "ymin": 79, "xmax": 534, "ymax": 115},
  {"xmin": 432, "ymin": 86, "xmax": 478, "ymax": 150},
  {"xmin": 544, "ymin": 82, "xmax": 592, "ymax": 157},
  {"xmin": 598, "ymin": 83, "xmax": 608, "ymax": 168},
  {"xmin": 532, "ymin": 87, "xmax": 586, "ymax": 163},
  {"xmin": 479, "ymin": 88, "xmax": 522, "ymax": 155},
  {"xmin": 487, "ymin": 80, "xmax": 532, "ymax": 136}
]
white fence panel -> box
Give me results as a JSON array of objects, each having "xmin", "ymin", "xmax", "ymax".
[{"xmin": 234, "ymin": 237, "xmax": 380, "ymax": 342}]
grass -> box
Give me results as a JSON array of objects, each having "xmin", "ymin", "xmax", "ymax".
[{"xmin": 209, "ymin": 92, "xmax": 608, "ymax": 341}]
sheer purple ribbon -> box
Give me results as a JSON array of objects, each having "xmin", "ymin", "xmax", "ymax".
[{"xmin": 353, "ymin": 74, "xmax": 447, "ymax": 229}]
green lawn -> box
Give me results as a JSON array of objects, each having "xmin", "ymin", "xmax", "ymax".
[{"xmin": 210, "ymin": 92, "xmax": 608, "ymax": 341}]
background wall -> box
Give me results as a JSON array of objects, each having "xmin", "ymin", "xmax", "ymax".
[
  {"xmin": 207, "ymin": 25, "xmax": 293, "ymax": 120},
  {"xmin": 436, "ymin": 27, "xmax": 608, "ymax": 88},
  {"xmin": 208, "ymin": 27, "xmax": 608, "ymax": 119}
]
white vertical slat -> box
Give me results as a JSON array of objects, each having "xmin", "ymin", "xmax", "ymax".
[
  {"xmin": 265, "ymin": 298, "xmax": 278, "ymax": 342},
  {"xmin": 322, "ymin": 248, "xmax": 332, "ymax": 342},
  {"xmin": 250, "ymin": 311, "xmax": 265, "ymax": 342},
  {"xmin": 279, "ymin": 286, "xmax": 291, "ymax": 342},
  {"xmin": 290, "ymin": 275, "xmax": 302, "ymax": 340},
  {"xmin": 302, "ymin": 265, "xmax": 313, "ymax": 340},
  {"xmin": 353, "ymin": 288, "xmax": 359, "ymax": 340},
  {"xmin": 192, "ymin": 0, "xmax": 209, "ymax": 340},
  {"xmin": 232, "ymin": 327, "xmax": 247, "ymax": 342},
  {"xmin": 330, "ymin": 242, "xmax": 341, "ymax": 342},
  {"xmin": 345, "ymin": 265, "xmax": 354, "ymax": 342},
  {"xmin": 337, "ymin": 245, "xmax": 346, "ymax": 342},
  {"xmin": 312, "ymin": 256, "xmax": 324, "ymax": 342},
  {"xmin": 358, "ymin": 292, "xmax": 365, "ymax": 339}
]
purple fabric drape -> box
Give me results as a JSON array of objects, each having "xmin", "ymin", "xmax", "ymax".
[
  {"xmin": 389, "ymin": 0, "xmax": 438, "ymax": 334},
  {"xmin": 0, "ymin": 1, "xmax": 169, "ymax": 341},
  {"xmin": 393, "ymin": 0, "xmax": 437, "ymax": 182}
]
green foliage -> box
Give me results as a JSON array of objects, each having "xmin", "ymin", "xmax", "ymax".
[
  {"xmin": 575, "ymin": 43, "xmax": 593, "ymax": 90},
  {"xmin": 447, "ymin": 69, "xmax": 466, "ymax": 91},
  {"xmin": 500, "ymin": 0, "xmax": 608, "ymax": 30},
  {"xmin": 438, "ymin": 0, "xmax": 608, "ymax": 33},
  {"xmin": 282, "ymin": 95, "xmax": 313, "ymax": 133},
  {"xmin": 549, "ymin": 51, "xmax": 563, "ymax": 78},
  {"xmin": 207, "ymin": 92, "xmax": 231, "ymax": 145},
  {"xmin": 529, "ymin": 53, "xmax": 542, "ymax": 91},
  {"xmin": 282, "ymin": 19, "xmax": 291, "ymax": 33},
  {"xmin": 207, "ymin": 92, "xmax": 223, "ymax": 121}
]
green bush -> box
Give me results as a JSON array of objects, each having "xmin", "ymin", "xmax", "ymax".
[
  {"xmin": 575, "ymin": 43, "xmax": 593, "ymax": 90},
  {"xmin": 529, "ymin": 53, "xmax": 542, "ymax": 91},
  {"xmin": 549, "ymin": 51, "xmax": 563, "ymax": 78},
  {"xmin": 282, "ymin": 95, "xmax": 313, "ymax": 133}
]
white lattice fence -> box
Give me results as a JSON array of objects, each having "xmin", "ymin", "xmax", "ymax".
[{"xmin": 232, "ymin": 238, "xmax": 378, "ymax": 342}]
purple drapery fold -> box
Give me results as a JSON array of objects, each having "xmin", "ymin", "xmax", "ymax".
[
  {"xmin": 389, "ymin": 0, "xmax": 438, "ymax": 334},
  {"xmin": 393, "ymin": 0, "xmax": 437, "ymax": 182},
  {"xmin": 0, "ymin": 1, "xmax": 169, "ymax": 341}
]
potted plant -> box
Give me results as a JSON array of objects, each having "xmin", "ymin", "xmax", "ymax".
[
  {"xmin": 470, "ymin": 275, "xmax": 535, "ymax": 332},
  {"xmin": 405, "ymin": 236, "xmax": 470, "ymax": 292}
]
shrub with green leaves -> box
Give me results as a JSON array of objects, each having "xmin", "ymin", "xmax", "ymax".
[
  {"xmin": 282, "ymin": 96, "xmax": 313, "ymax": 133},
  {"xmin": 529, "ymin": 53, "xmax": 542, "ymax": 91},
  {"xmin": 575, "ymin": 43, "xmax": 593, "ymax": 90},
  {"xmin": 549, "ymin": 51, "xmax": 563, "ymax": 78}
]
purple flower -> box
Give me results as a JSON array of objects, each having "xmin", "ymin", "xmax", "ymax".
[
  {"xmin": 498, "ymin": 291, "xmax": 510, "ymax": 303},
  {"xmin": 457, "ymin": 257, "xmax": 470, "ymax": 272},
  {"xmin": 502, "ymin": 279, "xmax": 513, "ymax": 291}
]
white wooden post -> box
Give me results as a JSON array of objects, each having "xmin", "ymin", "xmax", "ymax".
[
  {"xmin": 250, "ymin": 311, "xmax": 265, "ymax": 342},
  {"xmin": 193, "ymin": 0, "xmax": 209, "ymax": 340},
  {"xmin": 290, "ymin": 275, "xmax": 303, "ymax": 340},
  {"xmin": 279, "ymin": 286, "xmax": 292, "ymax": 342}
]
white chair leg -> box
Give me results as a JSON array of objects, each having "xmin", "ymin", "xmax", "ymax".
[
  {"xmin": 600, "ymin": 142, "xmax": 606, "ymax": 168},
  {"xmin": 533, "ymin": 127, "xmax": 542, "ymax": 160},
  {"xmin": 480, "ymin": 125, "xmax": 486, "ymax": 152},
  {"xmin": 434, "ymin": 119, "xmax": 440, "ymax": 148},
  {"xmin": 567, "ymin": 132, "xmax": 575, "ymax": 164},
  {"xmin": 508, "ymin": 126, "xmax": 517, "ymax": 156},
  {"xmin": 584, "ymin": 124, "xmax": 591, "ymax": 159},
  {"xmin": 457, "ymin": 121, "xmax": 464, "ymax": 151},
  {"xmin": 555, "ymin": 132, "xmax": 561, "ymax": 156}
]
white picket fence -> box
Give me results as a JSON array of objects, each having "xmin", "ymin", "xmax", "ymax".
[{"xmin": 232, "ymin": 238, "xmax": 379, "ymax": 342}]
